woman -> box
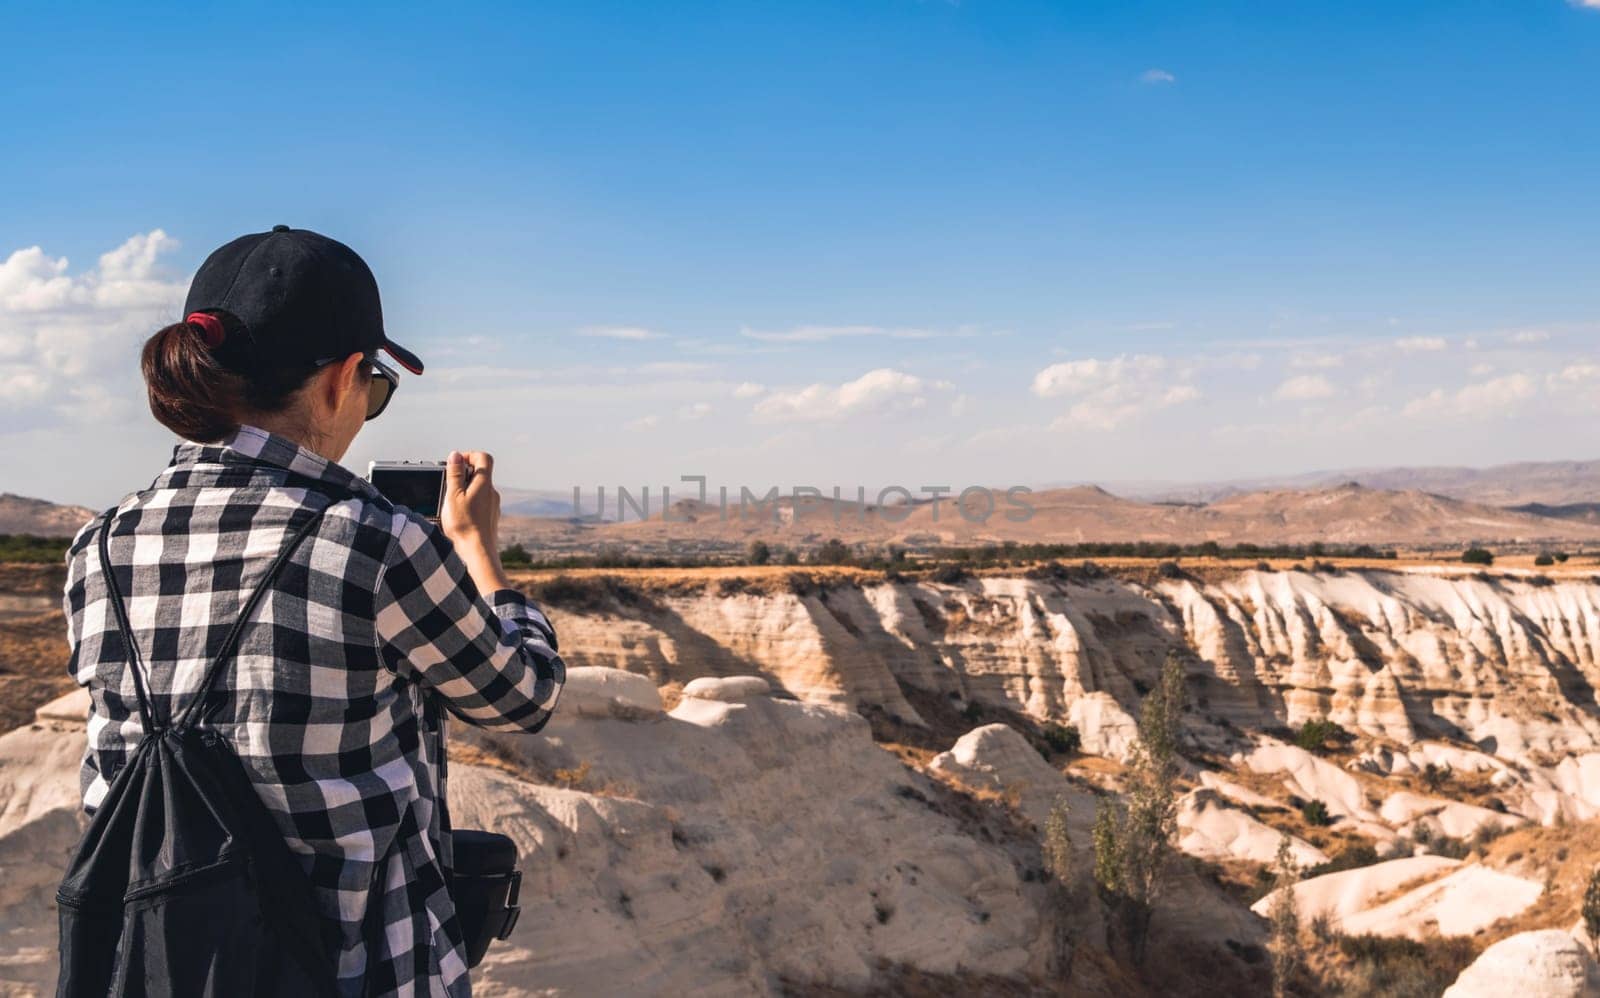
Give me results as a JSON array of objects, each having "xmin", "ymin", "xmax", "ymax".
[{"xmin": 62, "ymin": 226, "xmax": 564, "ymax": 996}]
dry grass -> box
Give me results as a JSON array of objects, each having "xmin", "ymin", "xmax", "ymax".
[
  {"xmin": 499, "ymin": 555, "xmax": 1591, "ymax": 604},
  {"xmin": 0, "ymin": 608, "xmax": 74, "ymax": 732},
  {"xmin": 0, "ymin": 563, "xmax": 67, "ymax": 596},
  {"xmin": 448, "ymin": 741, "xmax": 640, "ymax": 799},
  {"xmin": 1472, "ymin": 817, "xmax": 1600, "ymax": 941},
  {"xmin": 1301, "ymin": 930, "xmax": 1479, "ymax": 998},
  {"xmin": 657, "ymin": 680, "xmax": 685, "ymax": 711}
]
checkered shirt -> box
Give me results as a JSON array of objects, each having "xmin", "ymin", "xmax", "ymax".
[{"xmin": 62, "ymin": 425, "xmax": 565, "ymax": 997}]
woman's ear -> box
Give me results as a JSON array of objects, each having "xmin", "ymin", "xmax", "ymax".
[{"xmin": 321, "ymin": 352, "xmax": 368, "ymax": 415}]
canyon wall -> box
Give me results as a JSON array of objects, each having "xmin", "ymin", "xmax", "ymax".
[{"xmin": 537, "ymin": 568, "xmax": 1600, "ymax": 761}]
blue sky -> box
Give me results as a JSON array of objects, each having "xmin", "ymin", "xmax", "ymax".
[{"xmin": 3, "ymin": 1, "xmax": 1599, "ymax": 505}]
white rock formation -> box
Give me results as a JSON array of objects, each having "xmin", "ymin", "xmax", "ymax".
[
  {"xmin": 928, "ymin": 723, "xmax": 1098, "ymax": 835},
  {"xmin": 1378, "ymin": 790, "xmax": 1523, "ymax": 841},
  {"xmin": 1252, "ymin": 855, "xmax": 1459, "ymax": 924},
  {"xmin": 3, "ymin": 674, "xmax": 1079, "ymax": 994},
  {"xmin": 1197, "ymin": 770, "xmax": 1282, "ymax": 811},
  {"xmin": 681, "ymin": 675, "xmax": 771, "ymax": 702},
  {"xmin": 1234, "ymin": 740, "xmax": 1395, "ymax": 841},
  {"xmin": 1177, "ymin": 789, "xmax": 1327, "ymax": 867},
  {"xmin": 1338, "ymin": 864, "xmax": 1543, "ymax": 939},
  {"xmin": 547, "ymin": 571, "xmax": 1600, "ymax": 766},
  {"xmin": 1254, "ymin": 854, "xmax": 1543, "ymax": 940},
  {"xmin": 1064, "ymin": 692, "xmax": 1141, "ymax": 762},
  {"xmin": 558, "ymin": 665, "xmax": 664, "ymax": 720},
  {"xmin": 1443, "ymin": 929, "xmax": 1600, "ymax": 998}
]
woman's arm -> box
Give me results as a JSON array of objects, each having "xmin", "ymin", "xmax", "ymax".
[{"xmin": 372, "ymin": 451, "xmax": 564, "ymax": 732}]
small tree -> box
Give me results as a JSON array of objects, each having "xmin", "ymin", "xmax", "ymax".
[
  {"xmin": 1462, "ymin": 547, "xmax": 1494, "ymax": 566},
  {"xmin": 812, "ymin": 538, "xmax": 852, "ymax": 565},
  {"xmin": 1042, "ymin": 796, "xmax": 1074, "ymax": 884},
  {"xmin": 1584, "ymin": 866, "xmax": 1600, "ymax": 954},
  {"xmin": 1421, "ymin": 762, "xmax": 1451, "ymax": 794},
  {"xmin": 747, "ymin": 540, "xmax": 771, "ymax": 565},
  {"xmin": 1091, "ymin": 652, "xmax": 1186, "ymax": 964},
  {"xmin": 1535, "ymin": 552, "xmax": 1556, "ymax": 567},
  {"xmin": 1268, "ymin": 835, "xmax": 1303, "ymax": 998}
]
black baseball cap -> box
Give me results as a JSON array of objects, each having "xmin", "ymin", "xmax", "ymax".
[{"xmin": 183, "ymin": 225, "xmax": 424, "ymax": 376}]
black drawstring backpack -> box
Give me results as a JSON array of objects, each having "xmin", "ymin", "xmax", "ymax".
[{"xmin": 56, "ymin": 509, "xmax": 337, "ymax": 997}]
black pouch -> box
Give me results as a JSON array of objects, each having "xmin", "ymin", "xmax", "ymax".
[{"xmin": 449, "ymin": 830, "xmax": 522, "ymax": 969}]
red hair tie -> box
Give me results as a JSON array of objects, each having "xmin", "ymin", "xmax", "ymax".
[{"xmin": 186, "ymin": 312, "xmax": 226, "ymax": 348}]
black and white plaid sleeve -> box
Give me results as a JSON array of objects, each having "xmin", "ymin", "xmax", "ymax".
[{"xmin": 372, "ymin": 513, "xmax": 564, "ymax": 733}]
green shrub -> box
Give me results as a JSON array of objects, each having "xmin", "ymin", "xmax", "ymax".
[
  {"xmin": 1300, "ymin": 799, "xmax": 1331, "ymax": 827},
  {"xmin": 1461, "ymin": 547, "xmax": 1494, "ymax": 565},
  {"xmin": 1306, "ymin": 842, "xmax": 1380, "ymax": 878},
  {"xmin": 1294, "ymin": 718, "xmax": 1346, "ymax": 752},
  {"xmin": 1427, "ymin": 833, "xmax": 1470, "ymax": 860},
  {"xmin": 747, "ymin": 540, "xmax": 771, "ymax": 565},
  {"xmin": 0, "ymin": 534, "xmax": 72, "ymax": 563},
  {"xmin": 499, "ymin": 542, "xmax": 532, "ymax": 567},
  {"xmin": 1535, "ymin": 552, "xmax": 1556, "ymax": 567},
  {"xmin": 1038, "ymin": 722, "xmax": 1081, "ymax": 755}
]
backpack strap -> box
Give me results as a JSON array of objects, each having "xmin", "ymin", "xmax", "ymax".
[
  {"xmin": 97, "ymin": 514, "xmax": 165, "ymax": 733},
  {"xmin": 97, "ymin": 504, "xmax": 332, "ymax": 734}
]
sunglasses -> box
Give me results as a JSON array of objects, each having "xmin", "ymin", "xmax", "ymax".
[
  {"xmin": 313, "ymin": 354, "xmax": 399, "ymax": 421},
  {"xmin": 366, "ymin": 357, "xmax": 399, "ymax": 420}
]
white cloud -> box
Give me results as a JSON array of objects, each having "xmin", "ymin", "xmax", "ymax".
[
  {"xmin": 740, "ymin": 324, "xmax": 950, "ymax": 343},
  {"xmin": 1509, "ymin": 329, "xmax": 1551, "ymax": 345},
  {"xmin": 753, "ymin": 368, "xmax": 940, "ymax": 422},
  {"xmin": 1162, "ymin": 384, "xmax": 1201, "ymax": 406},
  {"xmin": 632, "ymin": 361, "xmax": 710, "ymax": 376},
  {"xmin": 1402, "ymin": 373, "xmax": 1536, "ymax": 418},
  {"xmin": 1032, "ymin": 354, "xmax": 1199, "ymax": 430},
  {"xmin": 580, "ymin": 326, "xmax": 666, "ymax": 341},
  {"xmin": 624, "ymin": 414, "xmax": 660, "ymax": 431},
  {"xmin": 1572, "ymin": 0, "xmax": 1600, "ymax": 9},
  {"xmin": 1273, "ymin": 374, "xmax": 1336, "ymax": 401},
  {"xmin": 1394, "ymin": 336, "xmax": 1447, "ymax": 354},
  {"xmin": 1032, "ymin": 355, "xmax": 1164, "ymax": 398},
  {"xmin": 0, "ymin": 231, "xmax": 186, "ymax": 422},
  {"xmin": 1140, "ymin": 68, "xmax": 1176, "ymax": 85},
  {"xmin": 1554, "ymin": 362, "xmax": 1600, "ymax": 386},
  {"xmin": 678, "ymin": 402, "xmax": 712, "ymax": 420},
  {"xmin": 1291, "ymin": 352, "xmax": 1344, "ymax": 369},
  {"xmin": 732, "ymin": 381, "xmax": 766, "ymax": 398}
]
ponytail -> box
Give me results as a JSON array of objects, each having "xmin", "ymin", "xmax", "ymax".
[
  {"xmin": 141, "ymin": 316, "xmax": 247, "ymax": 442},
  {"xmin": 140, "ymin": 311, "xmax": 320, "ymax": 442}
]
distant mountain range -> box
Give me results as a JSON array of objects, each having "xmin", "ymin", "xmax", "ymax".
[
  {"xmin": 0, "ymin": 494, "xmax": 95, "ymax": 536},
  {"xmin": 495, "ymin": 480, "xmax": 1600, "ymax": 552},
  {"xmin": 8, "ymin": 456, "xmax": 1599, "ymax": 551},
  {"xmin": 1099, "ymin": 457, "xmax": 1600, "ymax": 506}
]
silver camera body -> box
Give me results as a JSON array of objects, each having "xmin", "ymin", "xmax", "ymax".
[{"xmin": 367, "ymin": 461, "xmax": 447, "ymax": 522}]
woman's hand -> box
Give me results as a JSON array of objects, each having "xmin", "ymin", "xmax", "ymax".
[{"xmin": 440, "ymin": 450, "xmax": 512, "ymax": 593}]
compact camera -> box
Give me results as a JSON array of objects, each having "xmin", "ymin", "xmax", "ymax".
[{"xmin": 367, "ymin": 461, "xmax": 447, "ymax": 521}]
